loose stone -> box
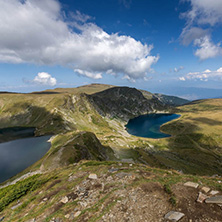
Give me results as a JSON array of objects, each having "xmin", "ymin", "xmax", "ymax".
[
  {"xmin": 184, "ymin": 182, "xmax": 199, "ymax": 188},
  {"xmin": 201, "ymin": 187, "xmax": 210, "ymax": 193},
  {"xmin": 88, "ymin": 174, "xmax": 98, "ymax": 180},
  {"xmin": 164, "ymin": 211, "xmax": 185, "ymax": 221},
  {"xmin": 210, "ymin": 190, "xmax": 219, "ymax": 196},
  {"xmin": 197, "ymin": 192, "xmax": 208, "ymax": 203}
]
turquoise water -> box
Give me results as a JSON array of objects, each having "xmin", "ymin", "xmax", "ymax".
[
  {"xmin": 126, "ymin": 113, "xmax": 180, "ymax": 139},
  {"xmin": 0, "ymin": 135, "xmax": 51, "ymax": 183}
]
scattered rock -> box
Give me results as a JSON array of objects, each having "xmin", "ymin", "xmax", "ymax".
[
  {"xmin": 74, "ymin": 211, "xmax": 81, "ymax": 217},
  {"xmin": 164, "ymin": 211, "xmax": 185, "ymax": 221},
  {"xmin": 108, "ymin": 168, "xmax": 119, "ymax": 173},
  {"xmin": 116, "ymin": 172, "xmax": 132, "ymax": 179},
  {"xmin": 197, "ymin": 192, "xmax": 208, "ymax": 203},
  {"xmin": 11, "ymin": 202, "xmax": 22, "ymax": 210},
  {"xmin": 43, "ymin": 198, "xmax": 48, "ymax": 202},
  {"xmin": 201, "ymin": 187, "xmax": 210, "ymax": 193},
  {"xmin": 88, "ymin": 174, "xmax": 98, "ymax": 180},
  {"xmin": 205, "ymin": 196, "xmax": 222, "ymax": 204},
  {"xmin": 65, "ymin": 214, "xmax": 70, "ymax": 219},
  {"xmin": 184, "ymin": 182, "xmax": 199, "ymax": 188},
  {"xmin": 60, "ymin": 196, "xmax": 68, "ymax": 204},
  {"xmin": 210, "ymin": 190, "xmax": 219, "ymax": 196}
]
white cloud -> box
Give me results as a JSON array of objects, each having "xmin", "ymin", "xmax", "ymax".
[
  {"xmin": 33, "ymin": 72, "xmax": 57, "ymax": 86},
  {"xmin": 194, "ymin": 36, "xmax": 222, "ymax": 60},
  {"xmin": 174, "ymin": 66, "xmax": 184, "ymax": 73},
  {"xmin": 180, "ymin": 27, "xmax": 209, "ymax": 46},
  {"xmin": 181, "ymin": 67, "xmax": 222, "ymax": 81},
  {"xmin": 183, "ymin": 0, "xmax": 222, "ymax": 26},
  {"xmin": 0, "ymin": 0, "xmax": 158, "ymax": 80},
  {"xmin": 74, "ymin": 69, "xmax": 102, "ymax": 79},
  {"xmin": 179, "ymin": 77, "xmax": 186, "ymax": 81},
  {"xmin": 180, "ymin": 0, "xmax": 222, "ymax": 59}
]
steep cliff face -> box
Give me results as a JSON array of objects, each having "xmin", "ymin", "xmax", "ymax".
[{"xmin": 87, "ymin": 87, "xmax": 168, "ymax": 121}]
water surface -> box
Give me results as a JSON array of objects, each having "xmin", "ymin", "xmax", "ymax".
[
  {"xmin": 126, "ymin": 113, "xmax": 180, "ymax": 139},
  {"xmin": 0, "ymin": 135, "xmax": 51, "ymax": 183}
]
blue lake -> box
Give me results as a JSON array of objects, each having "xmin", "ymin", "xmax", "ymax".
[
  {"xmin": 125, "ymin": 113, "xmax": 180, "ymax": 139},
  {"xmin": 0, "ymin": 135, "xmax": 51, "ymax": 183}
]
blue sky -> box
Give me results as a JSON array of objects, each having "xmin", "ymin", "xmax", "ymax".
[{"xmin": 1, "ymin": 0, "xmax": 222, "ymax": 100}]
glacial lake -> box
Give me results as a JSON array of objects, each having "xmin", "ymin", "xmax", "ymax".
[
  {"xmin": 0, "ymin": 128, "xmax": 51, "ymax": 183},
  {"xmin": 125, "ymin": 113, "xmax": 180, "ymax": 139}
]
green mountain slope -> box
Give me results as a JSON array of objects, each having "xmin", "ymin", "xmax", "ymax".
[{"xmin": 1, "ymin": 84, "xmax": 222, "ymax": 221}]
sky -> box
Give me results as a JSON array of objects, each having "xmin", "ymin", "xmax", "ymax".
[{"xmin": 0, "ymin": 0, "xmax": 222, "ymax": 100}]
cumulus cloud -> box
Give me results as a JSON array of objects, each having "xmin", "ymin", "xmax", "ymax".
[
  {"xmin": 0, "ymin": 0, "xmax": 158, "ymax": 80},
  {"xmin": 180, "ymin": 0, "xmax": 222, "ymax": 59},
  {"xmin": 180, "ymin": 67, "xmax": 222, "ymax": 81},
  {"xmin": 194, "ymin": 36, "xmax": 222, "ymax": 60},
  {"xmin": 182, "ymin": 0, "xmax": 222, "ymax": 26},
  {"xmin": 33, "ymin": 72, "xmax": 57, "ymax": 86}
]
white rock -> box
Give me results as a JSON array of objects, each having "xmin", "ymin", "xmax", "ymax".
[
  {"xmin": 89, "ymin": 174, "xmax": 98, "ymax": 180},
  {"xmin": 74, "ymin": 211, "xmax": 81, "ymax": 217},
  {"xmin": 65, "ymin": 214, "xmax": 70, "ymax": 219},
  {"xmin": 184, "ymin": 181, "xmax": 199, "ymax": 188},
  {"xmin": 210, "ymin": 190, "xmax": 219, "ymax": 195},
  {"xmin": 60, "ymin": 196, "xmax": 68, "ymax": 204}
]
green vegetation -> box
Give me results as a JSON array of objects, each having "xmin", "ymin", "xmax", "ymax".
[{"xmin": 0, "ymin": 174, "xmax": 51, "ymax": 212}]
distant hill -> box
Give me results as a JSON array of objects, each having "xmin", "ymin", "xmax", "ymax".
[{"xmin": 154, "ymin": 93, "xmax": 190, "ymax": 106}]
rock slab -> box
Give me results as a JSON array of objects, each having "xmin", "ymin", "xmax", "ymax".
[
  {"xmin": 201, "ymin": 187, "xmax": 210, "ymax": 193},
  {"xmin": 184, "ymin": 182, "xmax": 199, "ymax": 188},
  {"xmin": 88, "ymin": 174, "xmax": 98, "ymax": 180},
  {"xmin": 205, "ymin": 196, "xmax": 222, "ymax": 204},
  {"xmin": 164, "ymin": 211, "xmax": 185, "ymax": 221}
]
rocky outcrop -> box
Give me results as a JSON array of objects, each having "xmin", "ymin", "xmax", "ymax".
[{"xmin": 87, "ymin": 87, "xmax": 168, "ymax": 121}]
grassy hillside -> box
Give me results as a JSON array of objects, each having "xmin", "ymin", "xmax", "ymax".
[
  {"xmin": 0, "ymin": 85, "xmax": 222, "ymax": 178},
  {"xmin": 1, "ymin": 85, "xmax": 222, "ymax": 221}
]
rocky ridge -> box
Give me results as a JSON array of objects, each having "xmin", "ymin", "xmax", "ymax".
[{"xmin": 87, "ymin": 87, "xmax": 168, "ymax": 121}]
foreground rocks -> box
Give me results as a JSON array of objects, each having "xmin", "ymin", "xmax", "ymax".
[{"xmin": 1, "ymin": 162, "xmax": 222, "ymax": 222}]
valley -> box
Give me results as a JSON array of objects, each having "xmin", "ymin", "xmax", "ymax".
[{"xmin": 0, "ymin": 84, "xmax": 222, "ymax": 221}]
